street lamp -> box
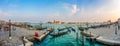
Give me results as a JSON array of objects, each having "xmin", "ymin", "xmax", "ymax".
[
  {"xmin": 9, "ymin": 19, "xmax": 12, "ymax": 39},
  {"xmin": 115, "ymin": 23, "xmax": 118, "ymax": 35}
]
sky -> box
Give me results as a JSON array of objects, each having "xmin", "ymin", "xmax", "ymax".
[{"xmin": 0, "ymin": 0, "xmax": 120, "ymax": 22}]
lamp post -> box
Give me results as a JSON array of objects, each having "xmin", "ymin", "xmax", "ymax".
[
  {"xmin": 76, "ymin": 31, "xmax": 78, "ymax": 46},
  {"xmin": 21, "ymin": 36, "xmax": 25, "ymax": 46},
  {"xmin": 80, "ymin": 28, "xmax": 84, "ymax": 46},
  {"xmin": 9, "ymin": 19, "xmax": 12, "ymax": 39},
  {"xmin": 115, "ymin": 23, "xmax": 118, "ymax": 35}
]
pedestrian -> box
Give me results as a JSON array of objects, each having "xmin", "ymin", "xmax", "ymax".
[
  {"xmin": 0, "ymin": 27, "xmax": 1, "ymax": 31},
  {"xmin": 35, "ymin": 32, "xmax": 39, "ymax": 37}
]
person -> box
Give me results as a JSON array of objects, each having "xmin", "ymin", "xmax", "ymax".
[
  {"xmin": 0, "ymin": 27, "xmax": 1, "ymax": 31},
  {"xmin": 0, "ymin": 24, "xmax": 2, "ymax": 31},
  {"xmin": 35, "ymin": 32, "xmax": 39, "ymax": 37}
]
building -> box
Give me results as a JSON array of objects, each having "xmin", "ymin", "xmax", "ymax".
[
  {"xmin": 0, "ymin": 20, "xmax": 6, "ymax": 25},
  {"xmin": 118, "ymin": 18, "xmax": 120, "ymax": 26}
]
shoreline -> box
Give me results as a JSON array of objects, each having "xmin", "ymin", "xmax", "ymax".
[{"xmin": 81, "ymin": 24, "xmax": 120, "ymax": 46}]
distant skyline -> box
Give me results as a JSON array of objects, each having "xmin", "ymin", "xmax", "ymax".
[{"xmin": 0, "ymin": 0, "xmax": 120, "ymax": 22}]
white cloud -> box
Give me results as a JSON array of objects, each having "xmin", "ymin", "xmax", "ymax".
[
  {"xmin": 1, "ymin": 0, "xmax": 120, "ymax": 22},
  {"xmin": 75, "ymin": 0, "xmax": 120, "ymax": 22},
  {"xmin": 71, "ymin": 4, "xmax": 79, "ymax": 15},
  {"xmin": 63, "ymin": 3, "xmax": 79, "ymax": 16}
]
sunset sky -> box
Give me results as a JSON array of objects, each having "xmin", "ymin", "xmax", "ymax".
[{"xmin": 0, "ymin": 0, "xmax": 120, "ymax": 22}]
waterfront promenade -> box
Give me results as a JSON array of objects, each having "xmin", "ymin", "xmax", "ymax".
[
  {"xmin": 0, "ymin": 26, "xmax": 44, "ymax": 46},
  {"xmin": 83, "ymin": 24, "xmax": 120, "ymax": 45}
]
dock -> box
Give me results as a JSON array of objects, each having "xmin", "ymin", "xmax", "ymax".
[
  {"xmin": 81, "ymin": 24, "xmax": 120, "ymax": 46},
  {"xmin": 0, "ymin": 26, "xmax": 44, "ymax": 46},
  {"xmin": 35, "ymin": 28, "xmax": 54, "ymax": 42}
]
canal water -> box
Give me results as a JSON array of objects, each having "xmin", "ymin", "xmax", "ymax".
[{"xmin": 33, "ymin": 24, "xmax": 105, "ymax": 46}]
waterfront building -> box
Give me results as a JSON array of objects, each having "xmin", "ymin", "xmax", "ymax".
[
  {"xmin": 0, "ymin": 20, "xmax": 6, "ymax": 25},
  {"xmin": 118, "ymin": 18, "xmax": 120, "ymax": 25}
]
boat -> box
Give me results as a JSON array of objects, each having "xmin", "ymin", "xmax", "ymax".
[
  {"xmin": 50, "ymin": 30, "xmax": 69, "ymax": 37},
  {"xmin": 42, "ymin": 27, "xmax": 47, "ymax": 30},
  {"xmin": 57, "ymin": 28, "xmax": 66, "ymax": 31},
  {"xmin": 57, "ymin": 27, "xmax": 71, "ymax": 31},
  {"xmin": 78, "ymin": 27, "xmax": 85, "ymax": 31},
  {"xmin": 35, "ymin": 26, "xmax": 42, "ymax": 30}
]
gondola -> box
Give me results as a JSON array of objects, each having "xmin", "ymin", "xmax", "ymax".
[
  {"xmin": 57, "ymin": 28, "xmax": 66, "ymax": 31},
  {"xmin": 50, "ymin": 31, "xmax": 69, "ymax": 37},
  {"xmin": 57, "ymin": 27, "xmax": 71, "ymax": 31},
  {"xmin": 78, "ymin": 27, "xmax": 85, "ymax": 31}
]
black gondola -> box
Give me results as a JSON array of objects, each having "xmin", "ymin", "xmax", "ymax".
[
  {"xmin": 57, "ymin": 27, "xmax": 72, "ymax": 31},
  {"xmin": 50, "ymin": 31, "xmax": 69, "ymax": 37}
]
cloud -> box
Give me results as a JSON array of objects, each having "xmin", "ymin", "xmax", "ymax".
[
  {"xmin": 1, "ymin": 0, "xmax": 120, "ymax": 22},
  {"xmin": 63, "ymin": 3, "xmax": 79, "ymax": 16},
  {"xmin": 71, "ymin": 4, "xmax": 79, "ymax": 15},
  {"xmin": 75, "ymin": 0, "xmax": 120, "ymax": 22},
  {"xmin": 53, "ymin": 0, "xmax": 120, "ymax": 22}
]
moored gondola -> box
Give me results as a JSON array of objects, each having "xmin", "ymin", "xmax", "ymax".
[{"xmin": 50, "ymin": 31, "xmax": 68, "ymax": 37}]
